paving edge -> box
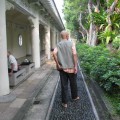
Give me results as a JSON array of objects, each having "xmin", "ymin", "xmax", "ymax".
[
  {"xmin": 0, "ymin": 93, "xmax": 16, "ymax": 103},
  {"xmin": 89, "ymin": 78, "xmax": 113, "ymax": 120},
  {"xmin": 11, "ymin": 69, "xmax": 53, "ymax": 120},
  {"xmin": 78, "ymin": 60, "xmax": 113, "ymax": 120},
  {"xmin": 78, "ymin": 62, "xmax": 100, "ymax": 120},
  {"xmin": 45, "ymin": 76, "xmax": 60, "ymax": 120}
]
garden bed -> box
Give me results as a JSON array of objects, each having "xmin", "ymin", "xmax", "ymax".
[{"xmin": 77, "ymin": 43, "xmax": 120, "ymax": 119}]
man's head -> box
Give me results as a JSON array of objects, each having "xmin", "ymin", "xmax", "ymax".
[
  {"xmin": 66, "ymin": 32, "xmax": 69, "ymax": 40},
  {"xmin": 60, "ymin": 30, "xmax": 69, "ymax": 40},
  {"xmin": 7, "ymin": 51, "xmax": 11, "ymax": 57}
]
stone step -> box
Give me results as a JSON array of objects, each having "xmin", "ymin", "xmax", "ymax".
[
  {"xmin": 23, "ymin": 70, "xmax": 59, "ymax": 120},
  {"xmin": 11, "ymin": 63, "xmax": 55, "ymax": 120}
]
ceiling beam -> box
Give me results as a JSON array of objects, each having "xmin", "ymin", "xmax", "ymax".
[{"xmin": 28, "ymin": 0, "xmax": 39, "ymax": 4}]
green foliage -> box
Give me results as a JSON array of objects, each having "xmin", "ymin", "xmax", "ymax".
[
  {"xmin": 63, "ymin": 0, "xmax": 88, "ymax": 31},
  {"xmin": 77, "ymin": 43, "xmax": 120, "ymax": 115},
  {"xmin": 64, "ymin": 0, "xmax": 120, "ymax": 46},
  {"xmin": 64, "ymin": 0, "xmax": 80, "ymax": 31},
  {"xmin": 77, "ymin": 43, "xmax": 120, "ymax": 93},
  {"xmin": 112, "ymin": 35, "xmax": 120, "ymax": 49},
  {"xmin": 105, "ymin": 93, "xmax": 120, "ymax": 115},
  {"xmin": 91, "ymin": 8, "xmax": 120, "ymax": 45},
  {"xmin": 91, "ymin": 9, "xmax": 107, "ymax": 25},
  {"xmin": 98, "ymin": 28, "xmax": 116, "ymax": 44}
]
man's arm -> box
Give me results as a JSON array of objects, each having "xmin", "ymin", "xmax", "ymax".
[
  {"xmin": 9, "ymin": 63, "xmax": 14, "ymax": 76},
  {"xmin": 53, "ymin": 48, "xmax": 62, "ymax": 71},
  {"xmin": 73, "ymin": 54, "xmax": 78, "ymax": 74},
  {"xmin": 72, "ymin": 43, "xmax": 78, "ymax": 74}
]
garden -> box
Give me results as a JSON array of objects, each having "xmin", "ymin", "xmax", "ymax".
[
  {"xmin": 63, "ymin": 0, "xmax": 120, "ymax": 118},
  {"xmin": 77, "ymin": 43, "xmax": 120, "ymax": 116}
]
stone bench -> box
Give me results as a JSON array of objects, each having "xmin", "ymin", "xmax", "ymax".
[
  {"xmin": 21, "ymin": 62, "xmax": 35, "ymax": 76},
  {"xmin": 9, "ymin": 68, "xmax": 26, "ymax": 87},
  {"xmin": 9, "ymin": 63, "xmax": 35, "ymax": 87}
]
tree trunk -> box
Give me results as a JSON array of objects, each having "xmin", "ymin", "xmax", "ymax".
[
  {"xmin": 79, "ymin": 30, "xmax": 85, "ymax": 39},
  {"xmin": 78, "ymin": 13, "xmax": 88, "ymax": 42},
  {"xmin": 106, "ymin": 0, "xmax": 118, "ymax": 49},
  {"xmin": 87, "ymin": 0, "xmax": 98, "ymax": 46}
]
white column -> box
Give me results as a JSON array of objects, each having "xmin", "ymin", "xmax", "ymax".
[
  {"xmin": 31, "ymin": 18, "xmax": 40, "ymax": 68},
  {"xmin": 0, "ymin": 0, "xmax": 10, "ymax": 96},
  {"xmin": 56, "ymin": 32, "xmax": 59, "ymax": 43},
  {"xmin": 26, "ymin": 27, "xmax": 32, "ymax": 55},
  {"xmin": 52, "ymin": 30, "xmax": 56, "ymax": 48},
  {"xmin": 45, "ymin": 26, "xmax": 50, "ymax": 59},
  {"xmin": 58, "ymin": 32, "xmax": 61, "ymax": 42}
]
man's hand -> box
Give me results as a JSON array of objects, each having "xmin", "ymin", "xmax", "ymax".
[
  {"xmin": 74, "ymin": 66, "xmax": 77, "ymax": 74},
  {"xmin": 53, "ymin": 47, "xmax": 62, "ymax": 71},
  {"xmin": 9, "ymin": 72, "xmax": 13, "ymax": 77},
  {"xmin": 56, "ymin": 64, "xmax": 63, "ymax": 71}
]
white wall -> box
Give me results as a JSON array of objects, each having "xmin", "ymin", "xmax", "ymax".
[{"xmin": 6, "ymin": 21, "xmax": 31, "ymax": 58}]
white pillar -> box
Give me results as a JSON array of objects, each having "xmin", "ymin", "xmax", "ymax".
[
  {"xmin": 58, "ymin": 32, "xmax": 61, "ymax": 42},
  {"xmin": 0, "ymin": 0, "xmax": 10, "ymax": 96},
  {"xmin": 56, "ymin": 32, "xmax": 59, "ymax": 43},
  {"xmin": 45, "ymin": 26, "xmax": 50, "ymax": 59},
  {"xmin": 26, "ymin": 26, "xmax": 32, "ymax": 55},
  {"xmin": 30, "ymin": 18, "xmax": 40, "ymax": 68},
  {"xmin": 52, "ymin": 30, "xmax": 56, "ymax": 48}
]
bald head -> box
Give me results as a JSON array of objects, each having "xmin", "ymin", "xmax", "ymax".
[
  {"xmin": 60, "ymin": 30, "xmax": 69, "ymax": 40},
  {"xmin": 7, "ymin": 51, "xmax": 11, "ymax": 57}
]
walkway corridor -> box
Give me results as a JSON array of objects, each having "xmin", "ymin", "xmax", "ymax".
[
  {"xmin": 23, "ymin": 64, "xmax": 98, "ymax": 120},
  {"xmin": 49, "ymin": 67, "xmax": 98, "ymax": 120}
]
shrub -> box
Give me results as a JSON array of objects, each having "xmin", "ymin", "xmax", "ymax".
[{"xmin": 77, "ymin": 43, "xmax": 120, "ymax": 93}]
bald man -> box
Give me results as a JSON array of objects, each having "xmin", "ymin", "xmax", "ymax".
[
  {"xmin": 7, "ymin": 51, "xmax": 18, "ymax": 76},
  {"xmin": 53, "ymin": 30, "xmax": 79, "ymax": 108}
]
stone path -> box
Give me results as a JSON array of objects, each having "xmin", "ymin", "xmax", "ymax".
[{"xmin": 49, "ymin": 68, "xmax": 97, "ymax": 120}]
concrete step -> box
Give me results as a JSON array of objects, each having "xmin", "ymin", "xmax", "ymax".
[
  {"xmin": 23, "ymin": 70, "xmax": 59, "ymax": 120},
  {"xmin": 0, "ymin": 63, "xmax": 56, "ymax": 120},
  {"xmin": 11, "ymin": 65, "xmax": 55, "ymax": 120}
]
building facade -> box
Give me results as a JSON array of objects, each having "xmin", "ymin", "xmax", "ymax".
[{"xmin": 0, "ymin": 0, "xmax": 64, "ymax": 96}]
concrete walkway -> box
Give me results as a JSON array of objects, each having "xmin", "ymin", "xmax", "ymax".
[
  {"xmin": 23, "ymin": 69, "xmax": 59, "ymax": 120},
  {"xmin": 0, "ymin": 61, "xmax": 55, "ymax": 120},
  {"xmin": 0, "ymin": 61, "xmax": 100, "ymax": 120},
  {"xmin": 23, "ymin": 64, "xmax": 99, "ymax": 120}
]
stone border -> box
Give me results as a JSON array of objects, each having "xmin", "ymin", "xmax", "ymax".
[
  {"xmin": 0, "ymin": 93, "xmax": 16, "ymax": 103},
  {"xmin": 78, "ymin": 61, "xmax": 113, "ymax": 120},
  {"xmin": 78, "ymin": 62, "xmax": 100, "ymax": 120},
  {"xmin": 45, "ymin": 76, "xmax": 60, "ymax": 120}
]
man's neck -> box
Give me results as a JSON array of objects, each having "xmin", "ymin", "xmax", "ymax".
[{"xmin": 62, "ymin": 39, "xmax": 67, "ymax": 41}]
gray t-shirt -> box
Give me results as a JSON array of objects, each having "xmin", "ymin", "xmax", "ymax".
[{"xmin": 57, "ymin": 40, "xmax": 74, "ymax": 69}]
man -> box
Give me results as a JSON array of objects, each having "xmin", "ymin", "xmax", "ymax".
[
  {"xmin": 53, "ymin": 30, "xmax": 79, "ymax": 108},
  {"xmin": 7, "ymin": 51, "xmax": 18, "ymax": 76},
  {"xmin": 66, "ymin": 31, "xmax": 71, "ymax": 41}
]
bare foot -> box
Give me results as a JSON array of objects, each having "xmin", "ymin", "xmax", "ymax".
[
  {"xmin": 73, "ymin": 96, "xmax": 80, "ymax": 101},
  {"xmin": 62, "ymin": 103, "xmax": 67, "ymax": 108}
]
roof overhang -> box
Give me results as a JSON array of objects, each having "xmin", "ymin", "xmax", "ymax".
[{"xmin": 28, "ymin": 0, "xmax": 65, "ymax": 31}]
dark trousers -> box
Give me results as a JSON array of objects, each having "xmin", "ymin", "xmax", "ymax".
[
  {"xmin": 8, "ymin": 68, "xmax": 17, "ymax": 73},
  {"xmin": 59, "ymin": 70, "xmax": 78, "ymax": 104}
]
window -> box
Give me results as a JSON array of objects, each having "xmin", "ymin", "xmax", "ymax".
[{"xmin": 18, "ymin": 34, "xmax": 23, "ymax": 46}]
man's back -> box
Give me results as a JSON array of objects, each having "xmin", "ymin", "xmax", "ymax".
[
  {"xmin": 57, "ymin": 40, "xmax": 74, "ymax": 69},
  {"xmin": 8, "ymin": 55, "xmax": 18, "ymax": 71}
]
